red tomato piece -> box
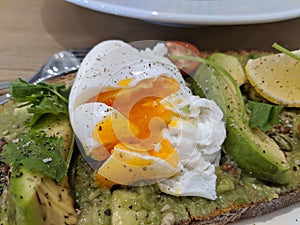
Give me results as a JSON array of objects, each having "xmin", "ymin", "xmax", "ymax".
[{"xmin": 165, "ymin": 41, "xmax": 201, "ymax": 76}]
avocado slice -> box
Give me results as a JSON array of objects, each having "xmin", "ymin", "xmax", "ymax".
[
  {"xmin": 8, "ymin": 167, "xmax": 77, "ymax": 225},
  {"xmin": 6, "ymin": 114, "xmax": 77, "ymax": 225},
  {"xmin": 192, "ymin": 54, "xmax": 291, "ymax": 184}
]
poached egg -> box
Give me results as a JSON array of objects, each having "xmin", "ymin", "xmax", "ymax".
[{"xmin": 69, "ymin": 40, "xmax": 226, "ymax": 200}]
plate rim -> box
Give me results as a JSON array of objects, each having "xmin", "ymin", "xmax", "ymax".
[{"xmin": 66, "ymin": 0, "xmax": 300, "ymax": 25}]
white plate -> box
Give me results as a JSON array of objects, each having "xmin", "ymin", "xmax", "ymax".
[
  {"xmin": 232, "ymin": 202, "xmax": 300, "ymax": 225},
  {"xmin": 66, "ymin": 0, "xmax": 300, "ymax": 26}
]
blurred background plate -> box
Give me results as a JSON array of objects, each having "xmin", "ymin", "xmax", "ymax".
[{"xmin": 66, "ymin": 0, "xmax": 300, "ymax": 26}]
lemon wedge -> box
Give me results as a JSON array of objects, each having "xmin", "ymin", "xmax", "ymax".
[
  {"xmin": 245, "ymin": 50, "xmax": 300, "ymax": 107},
  {"xmin": 209, "ymin": 53, "xmax": 247, "ymax": 86}
]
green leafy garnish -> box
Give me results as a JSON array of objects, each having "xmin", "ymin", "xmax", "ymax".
[
  {"xmin": 2, "ymin": 132, "xmax": 67, "ymax": 183},
  {"xmin": 2, "ymin": 79, "xmax": 74, "ymax": 182},
  {"xmin": 272, "ymin": 42, "xmax": 300, "ymax": 61},
  {"xmin": 9, "ymin": 79, "xmax": 70, "ymax": 126},
  {"xmin": 248, "ymin": 100, "xmax": 283, "ymax": 131}
]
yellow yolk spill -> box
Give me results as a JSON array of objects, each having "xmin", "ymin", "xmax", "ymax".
[
  {"xmin": 117, "ymin": 77, "xmax": 134, "ymax": 86},
  {"xmin": 91, "ymin": 75, "xmax": 180, "ymax": 185},
  {"xmin": 148, "ymin": 139, "xmax": 178, "ymax": 168},
  {"xmin": 95, "ymin": 173, "xmax": 117, "ymax": 189},
  {"xmin": 92, "ymin": 112, "xmax": 140, "ymax": 153},
  {"xmin": 94, "ymin": 76, "xmax": 179, "ymax": 151}
]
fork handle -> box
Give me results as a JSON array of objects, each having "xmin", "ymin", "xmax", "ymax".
[
  {"xmin": 0, "ymin": 77, "xmax": 31, "ymax": 91},
  {"xmin": 0, "ymin": 64, "xmax": 51, "ymax": 91},
  {"xmin": 0, "ymin": 93, "xmax": 10, "ymax": 105},
  {"xmin": 0, "ymin": 81, "xmax": 10, "ymax": 90}
]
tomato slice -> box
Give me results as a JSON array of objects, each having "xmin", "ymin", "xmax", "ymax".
[{"xmin": 165, "ymin": 41, "xmax": 201, "ymax": 76}]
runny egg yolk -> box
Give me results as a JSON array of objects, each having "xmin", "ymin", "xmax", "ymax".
[{"xmin": 90, "ymin": 76, "xmax": 180, "ymax": 184}]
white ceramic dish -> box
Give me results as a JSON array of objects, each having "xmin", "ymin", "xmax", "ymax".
[
  {"xmin": 233, "ymin": 202, "xmax": 300, "ymax": 225},
  {"xmin": 66, "ymin": 0, "xmax": 300, "ymax": 26}
]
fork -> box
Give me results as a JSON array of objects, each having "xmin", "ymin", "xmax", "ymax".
[{"xmin": 0, "ymin": 48, "xmax": 90, "ymax": 105}]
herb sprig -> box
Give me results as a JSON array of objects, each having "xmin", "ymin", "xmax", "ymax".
[
  {"xmin": 272, "ymin": 42, "xmax": 300, "ymax": 61},
  {"xmin": 9, "ymin": 78, "xmax": 70, "ymax": 126}
]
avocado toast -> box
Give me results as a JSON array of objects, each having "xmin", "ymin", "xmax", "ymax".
[{"xmin": 1, "ymin": 42, "xmax": 300, "ymax": 225}]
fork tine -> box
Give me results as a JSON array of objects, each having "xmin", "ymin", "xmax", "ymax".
[{"xmin": 68, "ymin": 48, "xmax": 91, "ymax": 62}]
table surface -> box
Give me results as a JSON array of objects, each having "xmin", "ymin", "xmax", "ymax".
[{"xmin": 0, "ymin": 0, "xmax": 300, "ymax": 82}]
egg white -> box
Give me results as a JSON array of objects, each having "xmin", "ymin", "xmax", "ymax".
[
  {"xmin": 71, "ymin": 102, "xmax": 114, "ymax": 158},
  {"xmin": 69, "ymin": 40, "xmax": 226, "ymax": 200},
  {"xmin": 69, "ymin": 40, "xmax": 183, "ymax": 113},
  {"xmin": 160, "ymin": 96, "xmax": 225, "ymax": 199}
]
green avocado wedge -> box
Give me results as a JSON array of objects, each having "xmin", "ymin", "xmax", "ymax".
[
  {"xmin": 192, "ymin": 54, "xmax": 291, "ymax": 184},
  {"xmin": 8, "ymin": 166, "xmax": 76, "ymax": 225},
  {"xmin": 0, "ymin": 107, "xmax": 78, "ymax": 225}
]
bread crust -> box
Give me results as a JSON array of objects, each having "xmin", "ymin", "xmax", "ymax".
[
  {"xmin": 47, "ymin": 72, "xmax": 76, "ymax": 86},
  {"xmin": 177, "ymin": 187, "xmax": 299, "ymax": 225}
]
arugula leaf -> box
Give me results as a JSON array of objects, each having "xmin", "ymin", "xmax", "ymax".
[
  {"xmin": 248, "ymin": 100, "xmax": 283, "ymax": 131},
  {"xmin": 9, "ymin": 79, "xmax": 70, "ymax": 126},
  {"xmin": 2, "ymin": 132, "xmax": 67, "ymax": 183}
]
